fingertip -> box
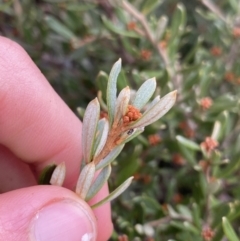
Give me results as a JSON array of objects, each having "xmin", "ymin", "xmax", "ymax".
[
  {"xmin": 30, "ymin": 199, "xmax": 97, "ymax": 241},
  {"xmin": 0, "ymin": 186, "xmax": 97, "ymax": 241},
  {"xmin": 0, "ymin": 145, "xmax": 36, "ymax": 192}
]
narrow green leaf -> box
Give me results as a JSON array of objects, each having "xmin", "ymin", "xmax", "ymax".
[
  {"xmin": 132, "ymin": 78, "xmax": 156, "ymax": 110},
  {"xmin": 141, "ymin": 0, "xmax": 164, "ymax": 15},
  {"xmin": 95, "ymin": 144, "xmax": 125, "ymax": 170},
  {"xmin": 45, "ymin": 15, "xmax": 76, "ymax": 41},
  {"xmin": 228, "ymin": 0, "xmax": 239, "ymax": 10},
  {"xmin": 107, "ymin": 59, "xmax": 122, "ymax": 126},
  {"xmin": 222, "ymin": 217, "xmax": 240, "ymax": 241},
  {"xmin": 96, "ymin": 71, "xmax": 108, "ymax": 103},
  {"xmin": 192, "ymin": 203, "xmax": 201, "ymax": 228},
  {"xmin": 155, "ymin": 16, "xmax": 168, "ymax": 41},
  {"xmin": 82, "ymin": 98, "xmax": 100, "ymax": 163},
  {"xmin": 102, "ymin": 16, "xmax": 140, "ymax": 38},
  {"xmin": 178, "ymin": 144, "xmax": 197, "ymax": 166},
  {"xmin": 91, "ymin": 177, "xmax": 134, "ymax": 209},
  {"xmin": 176, "ymin": 135, "xmax": 200, "ymax": 151},
  {"xmin": 97, "ymin": 91, "xmax": 108, "ymax": 111},
  {"xmin": 211, "ymin": 121, "xmax": 221, "ymax": 141},
  {"xmin": 170, "ymin": 221, "xmax": 199, "ymax": 234},
  {"xmin": 170, "ymin": 3, "xmax": 186, "ymax": 37},
  {"xmin": 86, "ymin": 165, "xmax": 111, "ymax": 201},
  {"xmin": 75, "ymin": 162, "xmax": 95, "ymax": 200},
  {"xmin": 65, "ymin": 3, "xmax": 96, "ymax": 12}
]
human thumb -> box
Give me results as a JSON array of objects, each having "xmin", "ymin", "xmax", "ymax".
[{"xmin": 0, "ymin": 185, "xmax": 97, "ymax": 241}]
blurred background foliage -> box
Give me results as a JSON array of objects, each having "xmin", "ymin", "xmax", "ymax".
[{"xmin": 1, "ymin": 0, "xmax": 240, "ymax": 240}]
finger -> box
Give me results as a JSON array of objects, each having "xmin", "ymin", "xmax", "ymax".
[
  {"xmin": 0, "ymin": 185, "xmax": 98, "ymax": 241},
  {"xmin": 0, "ymin": 145, "xmax": 37, "ymax": 193},
  {"xmin": 0, "ymin": 36, "xmax": 82, "ymax": 188},
  {"xmin": 0, "ymin": 37, "xmax": 113, "ymax": 239}
]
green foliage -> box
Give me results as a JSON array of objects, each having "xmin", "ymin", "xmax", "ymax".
[{"xmin": 1, "ymin": 0, "xmax": 240, "ymax": 240}]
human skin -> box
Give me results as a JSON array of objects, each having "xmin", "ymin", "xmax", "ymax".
[{"xmin": 0, "ymin": 36, "xmax": 112, "ymax": 241}]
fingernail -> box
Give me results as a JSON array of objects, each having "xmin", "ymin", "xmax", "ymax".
[{"xmin": 29, "ymin": 199, "xmax": 96, "ymax": 241}]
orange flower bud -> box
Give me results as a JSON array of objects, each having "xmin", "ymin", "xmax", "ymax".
[
  {"xmin": 118, "ymin": 234, "xmax": 129, "ymax": 241},
  {"xmin": 123, "ymin": 105, "xmax": 142, "ymax": 125},
  {"xmin": 127, "ymin": 22, "xmax": 136, "ymax": 31},
  {"xmin": 200, "ymin": 97, "xmax": 213, "ymax": 110},
  {"xmin": 148, "ymin": 134, "xmax": 161, "ymax": 145},
  {"xmin": 140, "ymin": 49, "xmax": 152, "ymax": 61},
  {"xmin": 201, "ymin": 137, "xmax": 218, "ymax": 153},
  {"xmin": 210, "ymin": 46, "xmax": 222, "ymax": 56},
  {"xmin": 201, "ymin": 226, "xmax": 215, "ymax": 241},
  {"xmin": 233, "ymin": 27, "xmax": 240, "ymax": 38},
  {"xmin": 225, "ymin": 72, "xmax": 235, "ymax": 82},
  {"xmin": 172, "ymin": 153, "xmax": 186, "ymax": 165}
]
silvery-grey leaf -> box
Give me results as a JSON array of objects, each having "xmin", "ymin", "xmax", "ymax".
[
  {"xmin": 91, "ymin": 176, "xmax": 134, "ymax": 209},
  {"xmin": 82, "ymin": 98, "xmax": 100, "ymax": 163},
  {"xmin": 93, "ymin": 119, "xmax": 109, "ymax": 158},
  {"xmin": 113, "ymin": 86, "xmax": 130, "ymax": 127},
  {"xmin": 50, "ymin": 162, "xmax": 66, "ymax": 186},
  {"xmin": 95, "ymin": 144, "xmax": 125, "ymax": 170},
  {"xmin": 144, "ymin": 95, "xmax": 160, "ymax": 111},
  {"xmin": 129, "ymin": 89, "xmax": 137, "ymax": 104},
  {"xmin": 132, "ymin": 78, "xmax": 156, "ymax": 110},
  {"xmin": 107, "ymin": 59, "xmax": 122, "ymax": 126},
  {"xmin": 85, "ymin": 165, "xmax": 111, "ymax": 201},
  {"xmin": 75, "ymin": 162, "xmax": 95, "ymax": 199},
  {"xmin": 155, "ymin": 16, "xmax": 168, "ymax": 41},
  {"xmin": 130, "ymin": 90, "xmax": 177, "ymax": 128},
  {"xmin": 91, "ymin": 177, "xmax": 133, "ymax": 208},
  {"xmin": 115, "ymin": 127, "xmax": 145, "ymax": 145}
]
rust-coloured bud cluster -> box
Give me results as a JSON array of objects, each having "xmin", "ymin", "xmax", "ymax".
[
  {"xmin": 173, "ymin": 193, "xmax": 183, "ymax": 204},
  {"xmin": 148, "ymin": 134, "xmax": 161, "ymax": 145},
  {"xmin": 224, "ymin": 72, "xmax": 240, "ymax": 85},
  {"xmin": 236, "ymin": 77, "xmax": 240, "ymax": 84},
  {"xmin": 199, "ymin": 160, "xmax": 209, "ymax": 172},
  {"xmin": 201, "ymin": 226, "xmax": 215, "ymax": 241},
  {"xmin": 210, "ymin": 46, "xmax": 222, "ymax": 56},
  {"xmin": 225, "ymin": 72, "xmax": 235, "ymax": 82},
  {"xmin": 179, "ymin": 121, "xmax": 195, "ymax": 138},
  {"xmin": 127, "ymin": 21, "xmax": 137, "ymax": 31},
  {"xmin": 200, "ymin": 97, "xmax": 213, "ymax": 110},
  {"xmin": 233, "ymin": 27, "xmax": 240, "ymax": 38},
  {"xmin": 159, "ymin": 40, "xmax": 167, "ymax": 49},
  {"xmin": 134, "ymin": 173, "xmax": 152, "ymax": 184},
  {"xmin": 201, "ymin": 137, "xmax": 218, "ymax": 153},
  {"xmin": 123, "ymin": 105, "xmax": 142, "ymax": 124},
  {"xmin": 145, "ymin": 237, "xmax": 155, "ymax": 241},
  {"xmin": 140, "ymin": 49, "xmax": 152, "ymax": 61},
  {"xmin": 118, "ymin": 234, "xmax": 129, "ymax": 241},
  {"xmin": 172, "ymin": 153, "xmax": 186, "ymax": 166}
]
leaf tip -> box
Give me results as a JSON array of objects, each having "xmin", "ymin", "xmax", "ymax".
[
  {"xmin": 50, "ymin": 162, "xmax": 66, "ymax": 186},
  {"xmin": 172, "ymin": 90, "xmax": 178, "ymax": 98},
  {"xmin": 118, "ymin": 58, "xmax": 122, "ymax": 64}
]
